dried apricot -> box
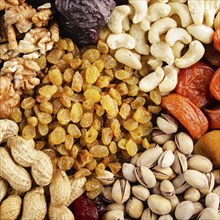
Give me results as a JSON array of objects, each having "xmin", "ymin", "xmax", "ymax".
[
  {"xmin": 204, "ymin": 104, "xmax": 220, "ymax": 129},
  {"xmin": 161, "ymin": 93, "xmax": 208, "ymax": 139},
  {"xmin": 213, "ymin": 26, "xmax": 220, "ymax": 52},
  {"xmin": 210, "ymin": 67, "xmax": 220, "ymax": 101},
  {"xmin": 175, "ymin": 62, "xmax": 214, "ymax": 108}
]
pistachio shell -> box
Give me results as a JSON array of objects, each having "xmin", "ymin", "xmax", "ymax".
[
  {"xmin": 160, "ymin": 180, "xmax": 175, "ymax": 198},
  {"xmin": 137, "ymin": 146, "xmax": 163, "ymax": 168},
  {"xmin": 158, "ymin": 150, "xmax": 175, "ymax": 168},
  {"xmin": 102, "ymin": 210, "xmax": 125, "ymax": 220},
  {"xmin": 172, "ymin": 150, "xmax": 188, "ymax": 174},
  {"xmin": 175, "ymin": 132, "xmax": 194, "ymax": 155},
  {"xmin": 184, "ymin": 187, "xmax": 201, "ymax": 202},
  {"xmin": 132, "ymin": 185, "xmax": 150, "ymax": 201},
  {"xmin": 126, "ymin": 197, "xmax": 144, "ymax": 219},
  {"xmin": 156, "ymin": 114, "xmax": 178, "ymax": 134},
  {"xmin": 96, "ymin": 170, "xmax": 114, "ymax": 185},
  {"xmin": 205, "ymin": 192, "xmax": 219, "ymax": 210},
  {"xmin": 141, "ymin": 208, "xmax": 157, "ymax": 220},
  {"xmin": 122, "ymin": 163, "xmax": 137, "ymax": 183},
  {"xmin": 175, "ymin": 201, "xmax": 195, "ymax": 220},
  {"xmin": 147, "ymin": 194, "xmax": 172, "ymax": 215}
]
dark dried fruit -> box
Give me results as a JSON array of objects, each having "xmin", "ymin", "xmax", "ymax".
[
  {"xmin": 175, "ymin": 62, "xmax": 214, "ymax": 108},
  {"xmin": 55, "ymin": 0, "xmax": 116, "ymax": 46},
  {"xmin": 204, "ymin": 43, "xmax": 220, "ymax": 67},
  {"xmin": 161, "ymin": 93, "xmax": 209, "ymax": 139},
  {"xmin": 93, "ymin": 195, "xmax": 107, "ymax": 219},
  {"xmin": 70, "ymin": 194, "xmax": 99, "ymax": 220}
]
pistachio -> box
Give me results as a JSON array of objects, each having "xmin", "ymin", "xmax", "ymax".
[
  {"xmin": 162, "ymin": 140, "xmax": 177, "ymax": 152},
  {"xmin": 137, "ymin": 145, "xmax": 163, "ymax": 168},
  {"xmin": 192, "ymin": 202, "xmax": 203, "ymax": 217},
  {"xmin": 184, "ymin": 170, "xmax": 209, "ymax": 189},
  {"xmin": 168, "ymin": 195, "xmax": 179, "ymax": 213},
  {"xmin": 122, "ymin": 163, "xmax": 137, "ymax": 183},
  {"xmin": 97, "ymin": 170, "xmax": 114, "ymax": 185},
  {"xmin": 132, "ymin": 185, "xmax": 150, "ymax": 201},
  {"xmin": 212, "ymin": 185, "xmax": 220, "ymax": 201},
  {"xmin": 141, "ymin": 208, "xmax": 157, "ymax": 220},
  {"xmin": 152, "ymin": 180, "xmax": 162, "ymax": 196},
  {"xmin": 212, "ymin": 169, "xmax": 220, "ymax": 185},
  {"xmin": 172, "ymin": 150, "xmax": 188, "ymax": 174},
  {"xmin": 130, "ymin": 153, "xmax": 142, "ymax": 166},
  {"xmin": 187, "ymin": 155, "xmax": 213, "ymax": 173},
  {"xmin": 175, "ymin": 201, "xmax": 195, "ymax": 220},
  {"xmin": 156, "ymin": 114, "xmax": 178, "ymax": 134},
  {"xmin": 175, "ymin": 132, "xmax": 194, "ymax": 155},
  {"xmin": 135, "ymin": 166, "xmax": 156, "ymax": 188},
  {"xmin": 107, "ymin": 203, "xmax": 126, "ymax": 213},
  {"xmin": 160, "ymin": 180, "xmax": 175, "ymax": 199},
  {"xmin": 126, "ymin": 197, "xmax": 144, "ymax": 219},
  {"xmin": 205, "ymin": 192, "xmax": 219, "ymax": 210},
  {"xmin": 102, "ymin": 186, "xmax": 114, "ymax": 203},
  {"xmin": 112, "ymin": 179, "xmax": 131, "ymax": 204},
  {"xmin": 199, "ymin": 172, "xmax": 215, "ymax": 195},
  {"xmin": 184, "ymin": 187, "xmax": 201, "ymax": 202},
  {"xmin": 172, "ymin": 174, "xmax": 190, "ymax": 194},
  {"xmin": 147, "ymin": 194, "xmax": 172, "ymax": 215},
  {"xmin": 158, "ymin": 214, "xmax": 173, "ymax": 220},
  {"xmin": 102, "ymin": 210, "xmax": 125, "ymax": 220},
  {"xmin": 197, "ymin": 207, "xmax": 219, "ymax": 220},
  {"xmin": 158, "ymin": 150, "xmax": 175, "ymax": 168},
  {"xmin": 152, "ymin": 165, "xmax": 176, "ymax": 181},
  {"xmin": 152, "ymin": 128, "xmax": 174, "ymax": 145}
]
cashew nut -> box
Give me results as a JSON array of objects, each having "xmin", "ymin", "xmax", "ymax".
[
  {"xmin": 129, "ymin": 23, "xmax": 150, "ymax": 55},
  {"xmin": 168, "ymin": 2, "xmax": 193, "ymax": 28},
  {"xmin": 122, "ymin": 16, "xmax": 130, "ymax": 32},
  {"xmin": 204, "ymin": 0, "xmax": 220, "ymax": 27},
  {"xmin": 147, "ymin": 2, "xmax": 171, "ymax": 22},
  {"xmin": 172, "ymin": 41, "xmax": 185, "ymax": 58},
  {"xmin": 107, "ymin": 5, "xmax": 131, "ymax": 34},
  {"xmin": 214, "ymin": 11, "xmax": 220, "ymax": 30},
  {"xmin": 140, "ymin": 18, "xmax": 151, "ymax": 32},
  {"xmin": 148, "ymin": 17, "xmax": 177, "ymax": 44},
  {"xmin": 128, "ymin": 0, "xmax": 148, "ymax": 24},
  {"xmin": 165, "ymin": 27, "xmax": 192, "ymax": 47},
  {"xmin": 114, "ymin": 48, "xmax": 142, "ymax": 70},
  {"xmin": 150, "ymin": 41, "xmax": 175, "ymax": 65},
  {"xmin": 175, "ymin": 40, "xmax": 205, "ymax": 68},
  {"xmin": 159, "ymin": 65, "xmax": 179, "ymax": 94},
  {"xmin": 107, "ymin": 33, "xmax": 136, "ymax": 50},
  {"xmin": 170, "ymin": 0, "xmax": 187, "ymax": 2},
  {"xmin": 187, "ymin": 24, "xmax": 214, "ymax": 44},
  {"xmin": 139, "ymin": 67, "xmax": 165, "ymax": 92},
  {"xmin": 147, "ymin": 57, "xmax": 163, "ymax": 71},
  {"xmin": 187, "ymin": 0, "xmax": 204, "ymax": 25}
]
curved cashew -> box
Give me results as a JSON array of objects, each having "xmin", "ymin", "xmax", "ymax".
[
  {"xmin": 204, "ymin": 0, "xmax": 220, "ymax": 27},
  {"xmin": 187, "ymin": 24, "xmax": 214, "ymax": 44},
  {"xmin": 165, "ymin": 27, "xmax": 192, "ymax": 46},
  {"xmin": 214, "ymin": 11, "xmax": 220, "ymax": 30},
  {"xmin": 168, "ymin": 2, "xmax": 193, "ymax": 28},
  {"xmin": 174, "ymin": 40, "xmax": 205, "ymax": 68},
  {"xmin": 129, "ymin": 0, "xmax": 148, "ymax": 24},
  {"xmin": 139, "ymin": 67, "xmax": 165, "ymax": 93},
  {"xmin": 187, "ymin": 0, "xmax": 204, "ymax": 25},
  {"xmin": 148, "ymin": 17, "xmax": 177, "ymax": 44},
  {"xmin": 129, "ymin": 23, "xmax": 150, "ymax": 55},
  {"xmin": 147, "ymin": 2, "xmax": 171, "ymax": 22},
  {"xmin": 107, "ymin": 5, "xmax": 131, "ymax": 34},
  {"xmin": 150, "ymin": 41, "xmax": 175, "ymax": 65},
  {"xmin": 170, "ymin": 0, "xmax": 187, "ymax": 3},
  {"xmin": 140, "ymin": 18, "xmax": 151, "ymax": 31},
  {"xmin": 114, "ymin": 48, "xmax": 142, "ymax": 70},
  {"xmin": 172, "ymin": 41, "xmax": 185, "ymax": 58},
  {"xmin": 159, "ymin": 65, "xmax": 179, "ymax": 94},
  {"xmin": 106, "ymin": 33, "xmax": 136, "ymax": 50},
  {"xmin": 147, "ymin": 57, "xmax": 163, "ymax": 70},
  {"xmin": 122, "ymin": 16, "xmax": 130, "ymax": 32}
]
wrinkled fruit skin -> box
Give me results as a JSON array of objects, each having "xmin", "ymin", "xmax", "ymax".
[
  {"xmin": 194, "ymin": 130, "xmax": 220, "ymax": 168},
  {"xmin": 161, "ymin": 93, "xmax": 208, "ymax": 139},
  {"xmin": 55, "ymin": 0, "xmax": 116, "ymax": 46},
  {"xmin": 175, "ymin": 62, "xmax": 214, "ymax": 108},
  {"xmin": 70, "ymin": 194, "xmax": 98, "ymax": 220},
  {"xmin": 204, "ymin": 105, "xmax": 220, "ymax": 129},
  {"xmin": 204, "ymin": 43, "xmax": 220, "ymax": 67},
  {"xmin": 210, "ymin": 67, "xmax": 220, "ymax": 101},
  {"xmin": 213, "ymin": 27, "xmax": 220, "ymax": 52}
]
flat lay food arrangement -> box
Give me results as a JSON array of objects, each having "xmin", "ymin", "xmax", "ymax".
[{"xmin": 0, "ymin": 0, "xmax": 220, "ymax": 219}]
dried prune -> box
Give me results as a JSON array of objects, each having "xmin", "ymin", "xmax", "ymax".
[
  {"xmin": 70, "ymin": 194, "xmax": 99, "ymax": 220},
  {"xmin": 93, "ymin": 195, "xmax": 107, "ymax": 218}
]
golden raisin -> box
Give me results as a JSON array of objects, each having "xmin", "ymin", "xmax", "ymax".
[
  {"xmin": 49, "ymin": 126, "xmax": 66, "ymax": 145},
  {"xmin": 22, "ymin": 125, "xmax": 36, "ymax": 140}
]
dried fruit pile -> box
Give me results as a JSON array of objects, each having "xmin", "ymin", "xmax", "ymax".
[{"xmin": 0, "ymin": 0, "xmax": 219, "ymax": 220}]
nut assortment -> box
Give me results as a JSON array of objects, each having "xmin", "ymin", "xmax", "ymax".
[{"xmin": 0, "ymin": 0, "xmax": 220, "ymax": 220}]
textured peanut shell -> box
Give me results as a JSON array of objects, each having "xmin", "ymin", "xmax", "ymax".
[{"xmin": 194, "ymin": 130, "xmax": 220, "ymax": 168}]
